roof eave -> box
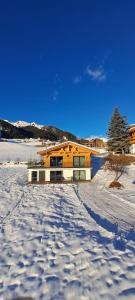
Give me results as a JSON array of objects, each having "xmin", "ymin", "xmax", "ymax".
[{"xmin": 37, "ymin": 140, "xmax": 99, "ymax": 155}]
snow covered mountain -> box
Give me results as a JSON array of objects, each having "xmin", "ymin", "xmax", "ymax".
[
  {"xmin": 1, "ymin": 119, "xmax": 77, "ymax": 140},
  {"xmin": 5, "ymin": 120, "xmax": 44, "ymax": 129}
]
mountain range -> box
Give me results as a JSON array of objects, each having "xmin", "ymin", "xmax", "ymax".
[
  {"xmin": 0, "ymin": 119, "xmax": 77, "ymax": 141},
  {"xmin": 5, "ymin": 120, "xmax": 44, "ymax": 129}
]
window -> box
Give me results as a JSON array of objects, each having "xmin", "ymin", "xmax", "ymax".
[
  {"xmin": 73, "ymin": 170, "xmax": 86, "ymax": 181},
  {"xmin": 32, "ymin": 171, "xmax": 37, "ymax": 181},
  {"xmin": 73, "ymin": 156, "xmax": 85, "ymax": 167},
  {"xmin": 50, "ymin": 171, "xmax": 63, "ymax": 181},
  {"xmin": 50, "ymin": 156, "xmax": 63, "ymax": 167}
]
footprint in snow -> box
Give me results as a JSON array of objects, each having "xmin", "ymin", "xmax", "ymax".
[{"xmin": 119, "ymin": 287, "xmax": 135, "ymax": 297}]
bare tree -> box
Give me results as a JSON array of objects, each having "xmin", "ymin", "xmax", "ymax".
[{"xmin": 104, "ymin": 154, "xmax": 128, "ymax": 187}]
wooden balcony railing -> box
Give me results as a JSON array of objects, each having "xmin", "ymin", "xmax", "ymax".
[{"xmin": 27, "ymin": 160, "xmax": 90, "ymax": 169}]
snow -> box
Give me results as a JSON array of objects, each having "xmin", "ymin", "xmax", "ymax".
[
  {"xmin": 129, "ymin": 124, "xmax": 135, "ymax": 127},
  {"xmin": 0, "ymin": 140, "xmax": 61, "ymax": 162},
  {"xmin": 90, "ymin": 147, "xmax": 107, "ymax": 153},
  {"xmin": 79, "ymin": 165, "xmax": 135, "ymax": 233},
  {"xmin": 0, "ymin": 141, "xmax": 42, "ymax": 162},
  {"xmin": 5, "ymin": 120, "xmax": 44, "ymax": 129},
  {"xmin": 0, "ymin": 162, "xmax": 135, "ymax": 299},
  {"xmin": 0, "ymin": 142, "xmax": 135, "ymax": 299}
]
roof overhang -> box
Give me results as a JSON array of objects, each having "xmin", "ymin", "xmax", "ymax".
[{"xmin": 37, "ymin": 140, "xmax": 99, "ymax": 156}]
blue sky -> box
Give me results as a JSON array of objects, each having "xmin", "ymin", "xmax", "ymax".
[{"xmin": 0, "ymin": 0, "xmax": 135, "ymax": 137}]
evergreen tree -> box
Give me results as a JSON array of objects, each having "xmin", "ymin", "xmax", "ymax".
[{"xmin": 107, "ymin": 108, "xmax": 129, "ymax": 153}]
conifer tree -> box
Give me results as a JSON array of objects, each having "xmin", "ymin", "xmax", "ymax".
[{"xmin": 107, "ymin": 108, "xmax": 129, "ymax": 153}]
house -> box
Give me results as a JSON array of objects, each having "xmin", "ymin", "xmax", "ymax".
[
  {"xmin": 28, "ymin": 141, "xmax": 98, "ymax": 183},
  {"xmin": 128, "ymin": 124, "xmax": 135, "ymax": 154},
  {"xmin": 87, "ymin": 138, "xmax": 107, "ymax": 148}
]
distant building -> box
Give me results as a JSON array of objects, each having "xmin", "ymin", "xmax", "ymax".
[
  {"xmin": 87, "ymin": 138, "xmax": 107, "ymax": 148},
  {"xmin": 128, "ymin": 124, "xmax": 135, "ymax": 154},
  {"xmin": 41, "ymin": 139, "xmax": 56, "ymax": 146}
]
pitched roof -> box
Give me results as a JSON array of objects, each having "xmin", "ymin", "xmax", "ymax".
[
  {"xmin": 128, "ymin": 125, "xmax": 135, "ymax": 132},
  {"xmin": 37, "ymin": 140, "xmax": 98, "ymax": 155}
]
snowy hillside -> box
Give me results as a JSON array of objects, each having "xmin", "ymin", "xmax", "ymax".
[
  {"xmin": 0, "ymin": 140, "xmax": 42, "ymax": 162},
  {"xmin": 0, "ymin": 163, "xmax": 135, "ymax": 299},
  {"xmin": 79, "ymin": 165, "xmax": 135, "ymax": 232}
]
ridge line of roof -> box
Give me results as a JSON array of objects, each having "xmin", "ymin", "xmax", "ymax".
[{"xmin": 37, "ymin": 140, "xmax": 98, "ymax": 155}]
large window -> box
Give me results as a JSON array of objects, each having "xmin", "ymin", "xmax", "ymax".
[
  {"xmin": 73, "ymin": 156, "xmax": 85, "ymax": 167},
  {"xmin": 73, "ymin": 170, "xmax": 86, "ymax": 181},
  {"xmin": 50, "ymin": 171, "xmax": 63, "ymax": 181},
  {"xmin": 50, "ymin": 156, "xmax": 63, "ymax": 167}
]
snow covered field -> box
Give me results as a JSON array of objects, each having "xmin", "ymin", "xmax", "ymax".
[
  {"xmin": 0, "ymin": 140, "xmax": 42, "ymax": 162},
  {"xmin": 80, "ymin": 164, "xmax": 135, "ymax": 233},
  {"xmin": 0, "ymin": 164, "xmax": 135, "ymax": 300}
]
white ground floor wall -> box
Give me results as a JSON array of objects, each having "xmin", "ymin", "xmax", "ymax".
[
  {"xmin": 28, "ymin": 167, "xmax": 91, "ymax": 182},
  {"xmin": 129, "ymin": 144, "xmax": 135, "ymax": 154}
]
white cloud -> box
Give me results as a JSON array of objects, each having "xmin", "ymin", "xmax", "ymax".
[
  {"xmin": 73, "ymin": 63, "xmax": 107, "ymax": 86},
  {"xmin": 52, "ymin": 90, "xmax": 59, "ymax": 102},
  {"xmin": 51, "ymin": 73, "xmax": 62, "ymax": 102},
  {"xmin": 73, "ymin": 76, "xmax": 82, "ymax": 84},
  {"xmin": 85, "ymin": 65, "xmax": 106, "ymax": 82}
]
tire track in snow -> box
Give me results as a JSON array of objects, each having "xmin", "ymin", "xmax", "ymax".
[
  {"xmin": 72, "ymin": 184, "xmax": 113, "ymax": 236},
  {"xmin": 104, "ymin": 187, "xmax": 135, "ymax": 209},
  {"xmin": 74, "ymin": 184, "xmax": 135, "ymax": 244}
]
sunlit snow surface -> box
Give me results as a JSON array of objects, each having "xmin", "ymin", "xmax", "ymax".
[
  {"xmin": 0, "ymin": 140, "xmax": 42, "ymax": 162},
  {"xmin": 0, "ymin": 164, "xmax": 135, "ymax": 300}
]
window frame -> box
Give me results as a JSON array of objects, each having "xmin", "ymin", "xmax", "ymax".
[
  {"xmin": 73, "ymin": 156, "xmax": 85, "ymax": 167},
  {"xmin": 50, "ymin": 156, "xmax": 63, "ymax": 167},
  {"xmin": 73, "ymin": 170, "xmax": 86, "ymax": 181}
]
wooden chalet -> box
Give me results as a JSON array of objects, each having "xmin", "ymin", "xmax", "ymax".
[{"xmin": 28, "ymin": 141, "xmax": 98, "ymax": 183}]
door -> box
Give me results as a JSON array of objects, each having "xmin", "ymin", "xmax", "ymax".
[
  {"xmin": 73, "ymin": 170, "xmax": 80, "ymax": 181},
  {"xmin": 32, "ymin": 171, "xmax": 37, "ymax": 182},
  {"xmin": 73, "ymin": 170, "xmax": 86, "ymax": 181},
  {"xmin": 79, "ymin": 170, "xmax": 86, "ymax": 180},
  {"xmin": 39, "ymin": 170, "xmax": 45, "ymax": 182}
]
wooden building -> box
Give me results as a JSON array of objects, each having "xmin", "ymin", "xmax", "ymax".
[
  {"xmin": 28, "ymin": 141, "xmax": 97, "ymax": 183},
  {"xmin": 87, "ymin": 138, "xmax": 106, "ymax": 148},
  {"xmin": 129, "ymin": 125, "xmax": 135, "ymax": 154}
]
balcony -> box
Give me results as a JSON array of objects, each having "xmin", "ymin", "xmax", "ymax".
[
  {"xmin": 27, "ymin": 160, "xmax": 44, "ymax": 169},
  {"xmin": 27, "ymin": 157, "xmax": 90, "ymax": 169}
]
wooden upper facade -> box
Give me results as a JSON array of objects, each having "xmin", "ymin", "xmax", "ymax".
[
  {"xmin": 37, "ymin": 141, "xmax": 98, "ymax": 168},
  {"xmin": 129, "ymin": 125, "xmax": 135, "ymax": 145}
]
